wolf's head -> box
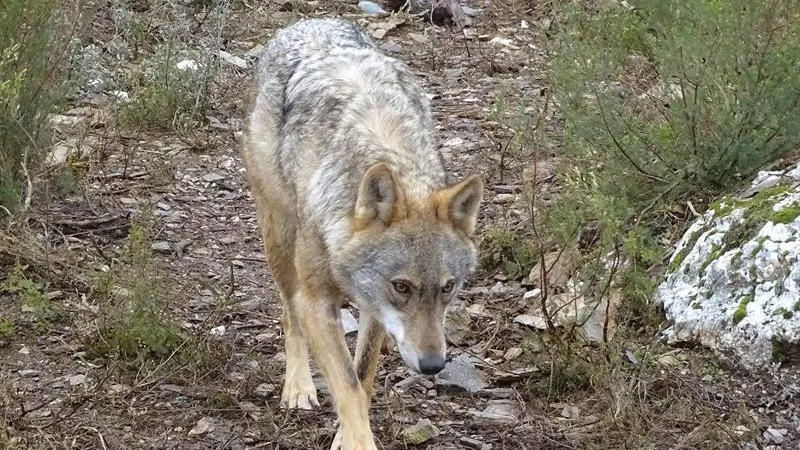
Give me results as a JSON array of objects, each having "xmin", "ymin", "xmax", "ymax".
[{"xmin": 332, "ymin": 162, "xmax": 483, "ymax": 375}]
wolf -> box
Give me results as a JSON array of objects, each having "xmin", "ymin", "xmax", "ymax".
[{"xmin": 241, "ymin": 18, "xmax": 483, "ymax": 450}]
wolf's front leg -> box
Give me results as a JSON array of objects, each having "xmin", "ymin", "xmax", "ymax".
[
  {"xmin": 294, "ymin": 288, "xmax": 378, "ymax": 450},
  {"xmin": 280, "ymin": 304, "xmax": 319, "ymax": 410}
]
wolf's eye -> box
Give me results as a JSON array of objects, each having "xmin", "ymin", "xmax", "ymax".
[
  {"xmin": 392, "ymin": 280, "xmax": 411, "ymax": 294},
  {"xmin": 441, "ymin": 280, "xmax": 455, "ymax": 294}
]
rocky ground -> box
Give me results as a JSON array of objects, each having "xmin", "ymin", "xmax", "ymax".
[{"xmin": 1, "ymin": 1, "xmax": 799, "ymax": 449}]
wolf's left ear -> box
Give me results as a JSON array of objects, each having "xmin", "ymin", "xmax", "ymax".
[{"xmin": 437, "ymin": 175, "xmax": 483, "ymax": 236}]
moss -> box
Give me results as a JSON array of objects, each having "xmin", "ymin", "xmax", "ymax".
[
  {"xmin": 732, "ymin": 307, "xmax": 747, "ymax": 325},
  {"xmin": 668, "ymin": 225, "xmax": 708, "ymax": 273},
  {"xmin": 771, "ymin": 203, "xmax": 800, "ymax": 224},
  {"xmin": 691, "ymin": 302, "xmax": 702, "ymax": 309},
  {"xmin": 732, "ymin": 294, "xmax": 752, "ymax": 325},
  {"xmin": 794, "ymin": 300, "xmax": 800, "ymax": 312},
  {"xmin": 750, "ymin": 235, "xmax": 768, "ymax": 258},
  {"xmin": 716, "ymin": 185, "xmax": 793, "ymax": 252},
  {"xmin": 709, "ymin": 195, "xmax": 735, "ymax": 217},
  {"xmin": 669, "ymin": 248, "xmax": 689, "ymax": 272},
  {"xmin": 748, "ymin": 264, "xmax": 758, "ymax": 280},
  {"xmin": 699, "ymin": 243, "xmax": 722, "ymax": 272},
  {"xmin": 774, "ymin": 307, "xmax": 793, "ymax": 320}
]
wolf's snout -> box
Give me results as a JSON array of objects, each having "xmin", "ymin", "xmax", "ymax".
[{"xmin": 418, "ymin": 354, "xmax": 445, "ymax": 375}]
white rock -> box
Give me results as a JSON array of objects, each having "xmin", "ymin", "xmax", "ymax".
[
  {"xmin": 217, "ymin": 50, "xmax": 248, "ymax": 69},
  {"xmin": 176, "ymin": 59, "xmax": 199, "ymax": 71},
  {"xmin": 655, "ymin": 163, "xmax": 800, "ymax": 371},
  {"xmin": 68, "ymin": 374, "xmax": 87, "ymax": 386}
]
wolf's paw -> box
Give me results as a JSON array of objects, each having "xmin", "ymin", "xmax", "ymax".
[
  {"xmin": 280, "ymin": 376, "xmax": 319, "ymax": 410},
  {"xmin": 330, "ymin": 425, "xmax": 377, "ymax": 450}
]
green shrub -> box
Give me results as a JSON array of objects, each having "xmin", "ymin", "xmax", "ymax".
[
  {"xmin": 116, "ymin": 39, "xmax": 214, "ymax": 133},
  {"xmin": 0, "ymin": 0, "xmax": 70, "ymax": 213},
  {"xmin": 537, "ymin": 0, "xmax": 800, "ymax": 320},
  {"xmin": 89, "ymin": 214, "xmax": 186, "ymax": 361},
  {"xmin": 548, "ymin": 0, "xmax": 800, "ymax": 211}
]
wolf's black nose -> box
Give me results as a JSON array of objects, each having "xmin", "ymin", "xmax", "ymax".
[{"xmin": 419, "ymin": 355, "xmax": 445, "ymax": 375}]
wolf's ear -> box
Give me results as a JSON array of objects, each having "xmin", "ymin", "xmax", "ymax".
[
  {"xmin": 437, "ymin": 175, "xmax": 483, "ymax": 236},
  {"xmin": 354, "ymin": 162, "xmax": 405, "ymax": 228}
]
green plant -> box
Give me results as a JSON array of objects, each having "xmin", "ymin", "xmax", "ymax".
[
  {"xmin": 549, "ymin": 0, "xmax": 800, "ymax": 207},
  {"xmin": 88, "ymin": 214, "xmax": 186, "ymax": 361},
  {"xmin": 0, "ymin": 0, "xmax": 73, "ymax": 213},
  {"xmin": 0, "ymin": 318, "xmax": 15, "ymax": 341},
  {"xmin": 116, "ymin": 39, "xmax": 214, "ymax": 133},
  {"xmin": 533, "ymin": 0, "xmax": 800, "ymax": 332},
  {"xmin": 478, "ymin": 226, "xmax": 538, "ymax": 279},
  {"xmin": 1, "ymin": 262, "xmax": 62, "ymax": 327}
]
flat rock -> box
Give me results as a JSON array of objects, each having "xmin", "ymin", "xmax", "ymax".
[
  {"xmin": 402, "ymin": 418, "xmax": 440, "ymax": 444},
  {"xmin": 435, "ymin": 354, "xmax": 488, "ymax": 394},
  {"xmin": 468, "ymin": 399, "xmax": 520, "ymax": 426}
]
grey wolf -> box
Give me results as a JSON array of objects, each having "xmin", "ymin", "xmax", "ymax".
[{"xmin": 241, "ymin": 17, "xmax": 483, "ymax": 450}]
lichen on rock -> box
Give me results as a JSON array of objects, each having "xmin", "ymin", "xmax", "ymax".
[{"xmin": 655, "ymin": 163, "xmax": 800, "ymax": 371}]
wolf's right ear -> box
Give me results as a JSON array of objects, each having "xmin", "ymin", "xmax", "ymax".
[{"xmin": 353, "ymin": 162, "xmax": 405, "ymax": 229}]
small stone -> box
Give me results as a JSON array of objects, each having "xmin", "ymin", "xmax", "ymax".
[
  {"xmin": 489, "ymin": 282, "xmax": 506, "ymax": 296},
  {"xmin": 763, "ymin": 427, "xmax": 787, "ymax": 444},
  {"xmin": 493, "ymin": 194, "xmax": 516, "ymax": 204},
  {"xmin": 469, "ymin": 399, "xmax": 520, "ymax": 425},
  {"xmin": 18, "ymin": 369, "xmax": 40, "ymax": 377},
  {"xmin": 209, "ymin": 325, "xmax": 226, "ymax": 336},
  {"xmin": 217, "ymin": 50, "xmax": 248, "ymax": 69},
  {"xmin": 623, "ymin": 350, "xmax": 639, "ymax": 365},
  {"xmin": 460, "ymin": 436, "xmax": 492, "ymax": 449},
  {"xmin": 513, "ymin": 314, "xmax": 547, "ymax": 329},
  {"xmin": 18, "ymin": 345, "xmax": 30, "ymax": 355},
  {"xmin": 341, "ymin": 309, "xmax": 359, "ymax": 335},
  {"xmin": 522, "ymin": 289, "xmax": 541, "ymax": 300},
  {"xmin": 68, "ymin": 374, "xmax": 87, "ymax": 386},
  {"xmin": 245, "ymin": 45, "xmax": 264, "ymax": 59},
  {"xmin": 466, "ymin": 303, "xmax": 490, "ymax": 317},
  {"xmin": 701, "ymin": 374, "xmax": 713, "ymax": 382},
  {"xmin": 476, "ymin": 388, "xmax": 514, "ymax": 399},
  {"xmin": 202, "ymin": 172, "xmax": 226, "ymax": 183},
  {"xmin": 151, "ymin": 241, "xmax": 171, "ymax": 253},
  {"xmin": 188, "ymin": 416, "xmax": 215, "ymax": 436},
  {"xmin": 402, "ymin": 418, "xmax": 440, "ymax": 444},
  {"xmin": 176, "ymin": 59, "xmax": 198, "ymax": 71},
  {"xmin": 254, "ymin": 332, "xmax": 274, "ymax": 343},
  {"xmin": 435, "ymin": 354, "xmax": 488, "ymax": 394},
  {"xmin": 504, "ymin": 347, "xmax": 523, "ymax": 361},
  {"xmin": 158, "ymin": 384, "xmax": 183, "ymax": 393},
  {"xmin": 255, "ymin": 383, "xmax": 277, "ymax": 397},
  {"xmin": 560, "ymin": 404, "xmax": 580, "ymax": 419},
  {"xmin": 494, "ymin": 185, "xmax": 521, "ymax": 194},
  {"xmin": 358, "ymin": 1, "xmax": 388, "ymax": 14}
]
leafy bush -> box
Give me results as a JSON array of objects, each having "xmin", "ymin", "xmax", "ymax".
[
  {"xmin": 89, "ymin": 215, "xmax": 186, "ymax": 361},
  {"xmin": 116, "ymin": 40, "xmax": 215, "ymax": 133},
  {"xmin": 549, "ymin": 0, "xmax": 800, "ymax": 206},
  {"xmin": 539, "ymin": 0, "xmax": 800, "ymax": 315},
  {"xmin": 0, "ymin": 0, "xmax": 71, "ymax": 213}
]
